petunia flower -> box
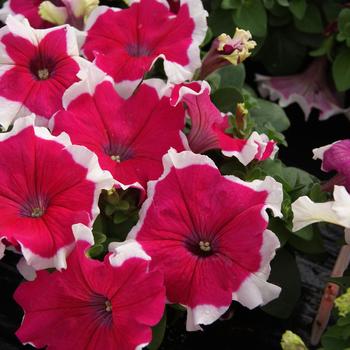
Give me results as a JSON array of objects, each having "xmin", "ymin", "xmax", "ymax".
[
  {"xmin": 313, "ymin": 140, "xmax": 350, "ymax": 192},
  {"xmin": 0, "ymin": 16, "xmax": 89, "ymax": 129},
  {"xmin": 0, "ymin": 0, "xmax": 98, "ymax": 29},
  {"xmin": 170, "ymin": 80, "xmax": 278, "ymax": 165},
  {"xmin": 14, "ymin": 227, "xmax": 165, "ymax": 350},
  {"xmin": 49, "ymin": 67, "xmax": 186, "ymax": 188},
  {"xmin": 39, "ymin": 0, "xmax": 99, "ymax": 29},
  {"xmin": 123, "ymin": 148, "xmax": 283, "ymax": 331},
  {"xmin": 256, "ymin": 58, "xmax": 349, "ymax": 121},
  {"xmin": 0, "ymin": 115, "xmax": 114, "ymax": 270},
  {"xmin": 292, "ymin": 185, "xmax": 350, "ymax": 242},
  {"xmin": 0, "ymin": 0, "xmax": 58, "ymax": 28},
  {"xmin": 199, "ymin": 28, "xmax": 256, "ymax": 79},
  {"xmin": 82, "ymin": 0, "xmax": 208, "ymax": 97}
]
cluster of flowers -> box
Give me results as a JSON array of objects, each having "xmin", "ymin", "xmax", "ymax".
[{"xmin": 6, "ymin": 0, "xmax": 349, "ymax": 348}]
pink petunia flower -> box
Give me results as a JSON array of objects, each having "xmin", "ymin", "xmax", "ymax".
[
  {"xmin": 123, "ymin": 149, "xmax": 283, "ymax": 331},
  {"xmin": 49, "ymin": 67, "xmax": 187, "ymax": 188},
  {"xmin": 170, "ymin": 80, "xmax": 278, "ymax": 165},
  {"xmin": 14, "ymin": 228, "xmax": 166, "ymax": 350},
  {"xmin": 313, "ymin": 140, "xmax": 350, "ymax": 191},
  {"xmin": 256, "ymin": 58, "xmax": 349, "ymax": 121},
  {"xmin": 82, "ymin": 0, "xmax": 208, "ymax": 97},
  {"xmin": 0, "ymin": 115, "xmax": 114, "ymax": 270},
  {"xmin": 0, "ymin": 0, "xmax": 61, "ymax": 28},
  {"xmin": 0, "ymin": 0, "xmax": 98, "ymax": 29},
  {"xmin": 199, "ymin": 28, "xmax": 256, "ymax": 79},
  {"xmin": 0, "ymin": 16, "xmax": 89, "ymax": 129}
]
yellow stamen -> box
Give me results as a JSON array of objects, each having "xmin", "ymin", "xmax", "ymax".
[
  {"xmin": 37, "ymin": 69, "xmax": 49, "ymax": 80},
  {"xmin": 199, "ymin": 241, "xmax": 211, "ymax": 252},
  {"xmin": 111, "ymin": 155, "xmax": 121, "ymax": 162},
  {"xmin": 105, "ymin": 300, "xmax": 112, "ymax": 312}
]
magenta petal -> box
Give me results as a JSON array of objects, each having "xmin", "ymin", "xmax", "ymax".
[
  {"xmin": 51, "ymin": 71, "xmax": 186, "ymax": 187},
  {"xmin": 0, "ymin": 116, "xmax": 113, "ymax": 270},
  {"xmin": 314, "ymin": 140, "xmax": 350, "ymax": 191},
  {"xmin": 129, "ymin": 149, "xmax": 282, "ymax": 330},
  {"xmin": 83, "ymin": 0, "xmax": 207, "ymax": 86},
  {"xmin": 0, "ymin": 17, "xmax": 84, "ymax": 127},
  {"xmin": 14, "ymin": 239, "xmax": 165, "ymax": 349},
  {"xmin": 171, "ymin": 81, "xmax": 277, "ymax": 165}
]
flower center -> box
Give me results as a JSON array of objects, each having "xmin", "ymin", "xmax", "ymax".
[
  {"xmin": 199, "ymin": 240, "xmax": 211, "ymax": 252},
  {"xmin": 110, "ymin": 155, "xmax": 121, "ymax": 163},
  {"xmin": 105, "ymin": 300, "xmax": 112, "ymax": 312},
  {"xmin": 37, "ymin": 68, "xmax": 50, "ymax": 80},
  {"xmin": 105, "ymin": 144, "xmax": 134, "ymax": 163},
  {"xmin": 20, "ymin": 195, "xmax": 48, "ymax": 219},
  {"xmin": 126, "ymin": 43, "xmax": 151, "ymax": 57},
  {"xmin": 31, "ymin": 207, "xmax": 45, "ymax": 218},
  {"xmin": 90, "ymin": 294, "xmax": 113, "ymax": 326},
  {"xmin": 29, "ymin": 56, "xmax": 55, "ymax": 81},
  {"xmin": 185, "ymin": 236, "xmax": 215, "ymax": 257}
]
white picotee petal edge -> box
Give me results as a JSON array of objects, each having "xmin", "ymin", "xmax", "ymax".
[
  {"xmin": 232, "ymin": 229, "xmax": 281, "ymax": 309},
  {"xmin": 312, "ymin": 142, "xmax": 338, "ymax": 171},
  {"xmin": 292, "ymin": 186, "xmax": 350, "ymax": 238},
  {"xmin": 72, "ymin": 223, "xmax": 95, "ymax": 245},
  {"xmin": 165, "ymin": 0, "xmax": 208, "ymax": 83},
  {"xmin": 61, "ymin": 64, "xmax": 112, "ymax": 110},
  {"xmin": 0, "ymin": 1, "xmax": 11, "ymax": 23},
  {"xmin": 186, "ymin": 305, "xmax": 229, "ymax": 331},
  {"xmin": 16, "ymin": 257, "xmax": 37, "ymax": 281},
  {"xmin": 170, "ymin": 80, "xmax": 210, "ymax": 107},
  {"xmin": 109, "ymin": 239, "xmax": 151, "ymax": 267},
  {"xmin": 0, "ymin": 237, "xmax": 5, "ymax": 260},
  {"xmin": 225, "ymin": 174, "xmax": 283, "ymax": 220},
  {"xmin": 83, "ymin": 5, "xmax": 120, "ymax": 32}
]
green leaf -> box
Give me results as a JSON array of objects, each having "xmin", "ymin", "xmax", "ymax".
[
  {"xmin": 332, "ymin": 48, "xmax": 350, "ymax": 91},
  {"xmin": 221, "ymin": 0, "xmax": 242, "ymax": 9},
  {"xmin": 289, "ymin": 0, "xmax": 306, "ymax": 19},
  {"xmin": 233, "ymin": 0, "xmax": 267, "ymax": 37},
  {"xmin": 86, "ymin": 244, "xmax": 104, "ymax": 258},
  {"xmin": 113, "ymin": 212, "xmax": 128, "ymax": 224},
  {"xmin": 277, "ymin": 0, "xmax": 289, "ymax": 7},
  {"xmin": 92, "ymin": 231, "xmax": 107, "ymax": 244},
  {"xmin": 268, "ymin": 217, "xmax": 291, "ymax": 246},
  {"xmin": 211, "ymin": 87, "xmax": 244, "ymax": 112},
  {"xmin": 338, "ymin": 9, "xmax": 350, "ymax": 39},
  {"xmin": 263, "ymin": 0, "xmax": 275, "ymax": 9},
  {"xmin": 148, "ymin": 311, "xmax": 167, "ymax": 350},
  {"xmin": 262, "ymin": 248, "xmax": 301, "ymax": 318},
  {"xmin": 322, "ymin": 0, "xmax": 342, "ymax": 22},
  {"xmin": 206, "ymin": 64, "xmax": 246, "ymax": 92},
  {"xmin": 249, "ymin": 98, "xmax": 290, "ymax": 132},
  {"xmin": 293, "ymin": 226, "xmax": 314, "ymax": 241},
  {"xmin": 208, "ymin": 9, "xmax": 235, "ymax": 37},
  {"xmin": 255, "ymin": 29, "xmax": 307, "ymax": 74},
  {"xmin": 309, "ymin": 36, "xmax": 334, "ymax": 58},
  {"xmin": 294, "ymin": 4, "xmax": 323, "ymax": 34},
  {"xmin": 115, "ymin": 200, "xmax": 130, "ymax": 211},
  {"xmin": 288, "ymin": 228, "xmax": 326, "ymax": 254},
  {"xmin": 329, "ymin": 277, "xmax": 350, "ymax": 289},
  {"xmin": 322, "ymin": 323, "xmax": 350, "ymax": 349}
]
